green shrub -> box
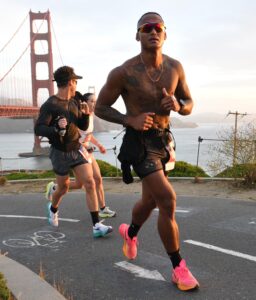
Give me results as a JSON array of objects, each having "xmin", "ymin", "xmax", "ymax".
[
  {"xmin": 4, "ymin": 161, "xmax": 121, "ymax": 180},
  {"xmin": 4, "ymin": 170, "xmax": 53, "ymax": 181},
  {"xmin": 37, "ymin": 170, "xmax": 55, "ymax": 178},
  {"xmin": 6, "ymin": 172, "xmax": 39, "ymax": 180},
  {"xmin": 97, "ymin": 160, "xmax": 121, "ymax": 177},
  {"xmin": 5, "ymin": 170, "xmax": 55, "ymax": 180},
  {"xmin": 216, "ymin": 163, "xmax": 256, "ymax": 187},
  {"xmin": 4, "ymin": 160, "xmax": 209, "ymax": 180},
  {"xmin": 167, "ymin": 161, "xmax": 209, "ymax": 177},
  {"xmin": 243, "ymin": 164, "xmax": 256, "ymax": 187},
  {"xmin": 216, "ymin": 163, "xmax": 254, "ymax": 177},
  {"xmin": 0, "ymin": 272, "xmax": 10, "ymax": 300}
]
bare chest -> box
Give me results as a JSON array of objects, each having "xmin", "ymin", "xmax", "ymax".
[{"xmin": 122, "ymin": 68, "xmax": 179, "ymax": 115}]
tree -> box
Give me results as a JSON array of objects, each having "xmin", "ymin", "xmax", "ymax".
[{"xmin": 208, "ymin": 121, "xmax": 256, "ymax": 179}]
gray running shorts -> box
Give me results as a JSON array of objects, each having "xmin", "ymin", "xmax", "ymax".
[{"xmin": 49, "ymin": 147, "xmax": 88, "ymax": 176}]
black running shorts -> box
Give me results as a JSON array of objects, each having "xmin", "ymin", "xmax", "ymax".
[{"xmin": 132, "ymin": 131, "xmax": 169, "ymax": 179}]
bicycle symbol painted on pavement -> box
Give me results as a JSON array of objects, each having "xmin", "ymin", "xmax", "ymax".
[{"xmin": 2, "ymin": 231, "xmax": 66, "ymax": 249}]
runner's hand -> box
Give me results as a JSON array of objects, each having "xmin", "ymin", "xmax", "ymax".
[
  {"xmin": 58, "ymin": 117, "xmax": 67, "ymax": 129},
  {"xmin": 161, "ymin": 88, "xmax": 181, "ymax": 112},
  {"xmin": 127, "ymin": 112, "xmax": 155, "ymax": 131},
  {"xmin": 80, "ymin": 101, "xmax": 89, "ymax": 114},
  {"xmin": 98, "ymin": 144, "xmax": 106, "ymax": 154}
]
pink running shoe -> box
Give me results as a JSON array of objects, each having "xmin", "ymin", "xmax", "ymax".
[
  {"xmin": 172, "ymin": 259, "xmax": 199, "ymax": 291},
  {"xmin": 119, "ymin": 224, "xmax": 138, "ymax": 260}
]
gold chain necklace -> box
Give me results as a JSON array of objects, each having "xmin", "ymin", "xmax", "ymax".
[{"xmin": 140, "ymin": 54, "xmax": 164, "ymax": 83}]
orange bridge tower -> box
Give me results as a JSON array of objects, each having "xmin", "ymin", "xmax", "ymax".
[{"xmin": 29, "ymin": 10, "xmax": 54, "ymax": 154}]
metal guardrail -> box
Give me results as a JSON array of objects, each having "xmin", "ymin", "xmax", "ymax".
[
  {"xmin": 0, "ymin": 156, "xmax": 29, "ymax": 173},
  {"xmin": 0, "ymin": 146, "xmax": 121, "ymax": 176},
  {"xmin": 196, "ymin": 136, "xmax": 256, "ymax": 174}
]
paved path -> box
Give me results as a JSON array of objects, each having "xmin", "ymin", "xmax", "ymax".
[{"xmin": 0, "ymin": 191, "xmax": 255, "ymax": 299}]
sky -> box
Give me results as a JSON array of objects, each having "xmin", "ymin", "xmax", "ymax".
[{"xmin": 0, "ymin": 0, "xmax": 256, "ymax": 115}]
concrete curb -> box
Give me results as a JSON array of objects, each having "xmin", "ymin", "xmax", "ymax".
[
  {"xmin": 0, "ymin": 255, "xmax": 66, "ymax": 300},
  {"xmin": 6, "ymin": 176, "xmax": 244, "ymax": 184}
]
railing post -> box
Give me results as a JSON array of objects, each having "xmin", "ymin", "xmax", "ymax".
[
  {"xmin": 196, "ymin": 136, "xmax": 203, "ymax": 167},
  {"xmin": 113, "ymin": 146, "xmax": 119, "ymax": 177},
  {"xmin": 0, "ymin": 157, "xmax": 2, "ymax": 175}
]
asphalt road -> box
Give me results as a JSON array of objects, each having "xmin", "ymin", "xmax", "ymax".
[{"xmin": 0, "ymin": 191, "xmax": 255, "ymax": 300}]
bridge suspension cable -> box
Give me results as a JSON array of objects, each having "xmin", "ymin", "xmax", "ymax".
[
  {"xmin": 0, "ymin": 13, "xmax": 29, "ymax": 54},
  {"xmin": 0, "ymin": 14, "xmax": 47, "ymax": 83},
  {"xmin": 0, "ymin": 10, "xmax": 62, "ymax": 113},
  {"xmin": 50, "ymin": 15, "xmax": 64, "ymax": 66}
]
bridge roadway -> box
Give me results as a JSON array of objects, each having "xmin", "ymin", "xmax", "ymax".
[
  {"xmin": 0, "ymin": 105, "xmax": 39, "ymax": 118},
  {"xmin": 0, "ymin": 190, "xmax": 255, "ymax": 299}
]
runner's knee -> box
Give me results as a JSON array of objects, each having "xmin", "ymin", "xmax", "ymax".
[
  {"xmin": 93, "ymin": 175, "xmax": 102, "ymax": 187},
  {"xmin": 83, "ymin": 177, "xmax": 96, "ymax": 191}
]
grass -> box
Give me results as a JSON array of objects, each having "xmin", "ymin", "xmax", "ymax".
[
  {"xmin": 0, "ymin": 272, "xmax": 10, "ymax": 300},
  {"xmin": 1, "ymin": 161, "xmax": 255, "ymax": 189},
  {"xmin": 0, "ymin": 258, "xmax": 73, "ymax": 300},
  {"xmin": 39, "ymin": 262, "xmax": 74, "ymax": 300},
  {"xmin": 1, "ymin": 159, "xmax": 208, "ymax": 182},
  {"xmin": 1, "ymin": 159, "xmax": 121, "ymax": 181},
  {"xmin": 0, "ymin": 250, "xmax": 17, "ymax": 300},
  {"xmin": 2, "ymin": 170, "xmax": 55, "ymax": 181},
  {"xmin": 216, "ymin": 163, "xmax": 256, "ymax": 188},
  {"xmin": 167, "ymin": 161, "xmax": 209, "ymax": 177},
  {"xmin": 0, "ymin": 251, "xmax": 13, "ymax": 300}
]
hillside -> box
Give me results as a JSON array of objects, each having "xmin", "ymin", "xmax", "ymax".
[
  {"xmin": 0, "ymin": 117, "xmax": 122, "ymax": 133},
  {"xmin": 177, "ymin": 112, "xmax": 256, "ymax": 124},
  {"xmin": 0, "ymin": 117, "xmax": 197, "ymax": 133}
]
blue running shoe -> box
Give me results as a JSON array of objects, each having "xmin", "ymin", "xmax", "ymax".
[
  {"xmin": 93, "ymin": 221, "xmax": 113, "ymax": 238},
  {"xmin": 46, "ymin": 202, "xmax": 58, "ymax": 227}
]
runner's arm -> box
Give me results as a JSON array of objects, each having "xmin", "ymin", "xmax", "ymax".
[
  {"xmin": 95, "ymin": 67, "xmax": 129, "ymax": 126},
  {"xmin": 34, "ymin": 102, "xmax": 58, "ymax": 138},
  {"xmin": 71, "ymin": 99, "xmax": 90, "ymax": 130},
  {"xmin": 77, "ymin": 112, "xmax": 89, "ymax": 131},
  {"xmin": 174, "ymin": 62, "xmax": 194, "ymax": 115},
  {"xmin": 90, "ymin": 135, "xmax": 106, "ymax": 153},
  {"xmin": 95, "ymin": 66, "xmax": 155, "ymax": 130}
]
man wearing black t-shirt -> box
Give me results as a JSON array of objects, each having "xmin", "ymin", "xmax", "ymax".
[{"xmin": 35, "ymin": 66, "xmax": 113, "ymax": 237}]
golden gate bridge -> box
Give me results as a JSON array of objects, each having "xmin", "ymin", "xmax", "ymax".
[{"xmin": 0, "ymin": 10, "xmax": 64, "ymax": 154}]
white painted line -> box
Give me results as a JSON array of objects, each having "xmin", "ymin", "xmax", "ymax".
[
  {"xmin": 115, "ymin": 261, "xmax": 166, "ymax": 281},
  {"xmin": 176, "ymin": 209, "xmax": 190, "ymax": 213},
  {"xmin": 185, "ymin": 240, "xmax": 256, "ymax": 262},
  {"xmin": 154, "ymin": 208, "xmax": 190, "ymax": 213},
  {"xmin": 0, "ymin": 215, "xmax": 80, "ymax": 223}
]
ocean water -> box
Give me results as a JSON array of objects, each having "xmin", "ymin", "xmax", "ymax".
[{"xmin": 0, "ymin": 123, "xmax": 232, "ymax": 174}]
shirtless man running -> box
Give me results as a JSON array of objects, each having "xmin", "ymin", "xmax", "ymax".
[{"xmin": 95, "ymin": 12, "xmax": 199, "ymax": 291}]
